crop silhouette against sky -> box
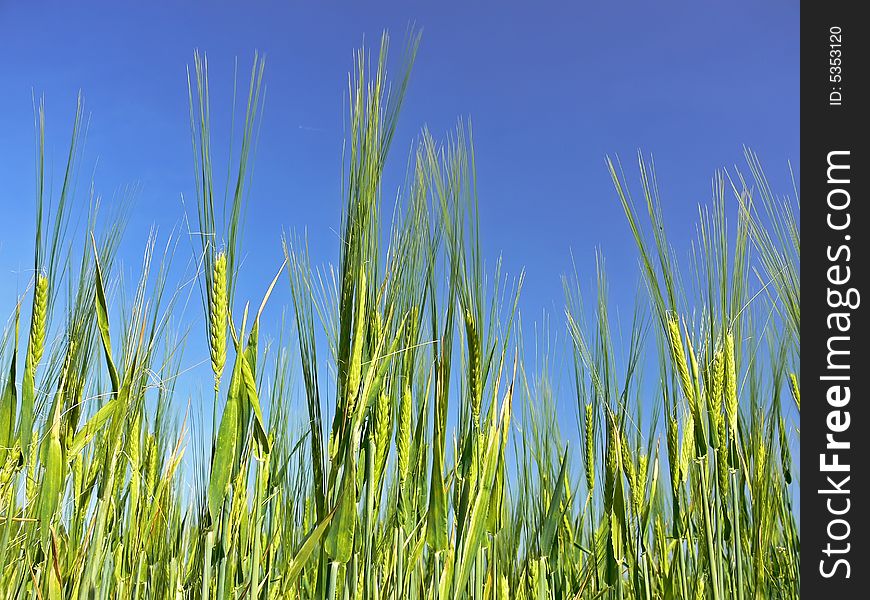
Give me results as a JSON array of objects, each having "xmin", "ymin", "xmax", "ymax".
[
  {"xmin": 0, "ymin": 2, "xmax": 800, "ymax": 598},
  {"xmin": 0, "ymin": 1, "xmax": 798, "ymax": 317}
]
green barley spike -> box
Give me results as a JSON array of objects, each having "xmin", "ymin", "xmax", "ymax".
[
  {"xmin": 788, "ymin": 372, "xmax": 800, "ymax": 411},
  {"xmin": 584, "ymin": 403, "xmax": 595, "ymax": 493},
  {"xmin": 679, "ymin": 416, "xmax": 695, "ymax": 485},
  {"xmin": 666, "ymin": 313, "xmax": 694, "ymax": 408},
  {"xmin": 397, "ymin": 382, "xmax": 412, "ymax": 482},
  {"xmin": 716, "ymin": 417, "xmax": 729, "ymax": 500},
  {"xmin": 464, "ymin": 307, "xmax": 481, "ymax": 424},
  {"xmin": 711, "ymin": 348, "xmax": 724, "ymax": 409},
  {"xmin": 0, "ymin": 448, "xmax": 22, "ymax": 490},
  {"xmin": 71, "ymin": 452, "xmax": 83, "ymax": 508},
  {"xmin": 145, "ymin": 433, "xmax": 158, "ymax": 495},
  {"xmin": 684, "ymin": 327, "xmax": 707, "ymax": 456},
  {"xmin": 20, "ymin": 274, "xmax": 48, "ymax": 451},
  {"xmin": 667, "ymin": 415, "xmax": 680, "ymax": 493},
  {"xmin": 694, "ymin": 575, "xmax": 707, "ymax": 600},
  {"xmin": 639, "ymin": 453, "xmax": 648, "ymax": 478},
  {"xmin": 621, "ymin": 432, "xmax": 639, "ymax": 513},
  {"xmin": 708, "ymin": 347, "xmax": 725, "ymax": 449},
  {"xmin": 374, "ymin": 389, "xmax": 391, "ymax": 484},
  {"xmin": 210, "ymin": 251, "xmax": 228, "ymax": 388},
  {"xmin": 754, "ymin": 441, "xmax": 767, "ymax": 491},
  {"xmin": 27, "ymin": 274, "xmax": 49, "ymax": 372},
  {"xmin": 25, "ymin": 433, "xmax": 38, "ymax": 500},
  {"xmin": 724, "ymin": 331, "xmax": 739, "ymax": 435},
  {"xmin": 346, "ymin": 267, "xmax": 367, "ymax": 413},
  {"xmin": 128, "ymin": 411, "xmax": 142, "ymax": 524}
]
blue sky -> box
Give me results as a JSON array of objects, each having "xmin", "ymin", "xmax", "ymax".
[{"xmin": 0, "ymin": 1, "xmax": 798, "ymax": 437}]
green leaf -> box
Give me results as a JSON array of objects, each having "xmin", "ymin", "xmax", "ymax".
[
  {"xmin": 92, "ymin": 235, "xmax": 120, "ymax": 395},
  {"xmin": 241, "ymin": 354, "xmax": 269, "ymax": 457},
  {"xmin": 324, "ymin": 452, "xmax": 357, "ymax": 564},
  {"xmin": 540, "ymin": 447, "xmax": 570, "ymax": 558},
  {"xmin": 67, "ymin": 398, "xmax": 117, "ymax": 458},
  {"xmin": 0, "ymin": 306, "xmax": 19, "ymax": 464},
  {"xmin": 40, "ymin": 432, "xmax": 63, "ymax": 543},
  {"xmin": 208, "ymin": 363, "xmax": 241, "ymax": 523},
  {"xmin": 283, "ymin": 507, "xmax": 337, "ymax": 585}
]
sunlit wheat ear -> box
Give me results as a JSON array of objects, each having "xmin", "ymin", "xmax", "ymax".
[
  {"xmin": 209, "ymin": 251, "xmax": 228, "ymax": 387},
  {"xmin": 0, "ymin": 29, "xmax": 801, "ymax": 598},
  {"xmin": 788, "ymin": 372, "xmax": 800, "ymax": 411},
  {"xmin": 724, "ymin": 331, "xmax": 738, "ymax": 434},
  {"xmin": 716, "ymin": 417, "xmax": 729, "ymax": 501},
  {"xmin": 584, "ymin": 403, "xmax": 594, "ymax": 494},
  {"xmin": 621, "ymin": 433, "xmax": 640, "ymax": 514},
  {"xmin": 27, "ymin": 274, "xmax": 49, "ymax": 374},
  {"xmin": 679, "ymin": 413, "xmax": 695, "ymax": 484},
  {"xmin": 683, "ymin": 323, "xmax": 707, "ymax": 456},
  {"xmin": 397, "ymin": 381, "xmax": 411, "ymax": 482},
  {"xmin": 666, "ymin": 313, "xmax": 694, "ymax": 409},
  {"xmin": 346, "ymin": 267, "xmax": 367, "ymax": 414},
  {"xmin": 373, "ymin": 388, "xmax": 391, "ymax": 485},
  {"xmin": 710, "ymin": 345, "xmax": 724, "ymax": 412},
  {"xmin": 19, "ymin": 274, "xmax": 49, "ymax": 452},
  {"xmin": 694, "ymin": 575, "xmax": 708, "ymax": 600},
  {"xmin": 144, "ymin": 432, "xmax": 158, "ymax": 495},
  {"xmin": 667, "ymin": 414, "xmax": 680, "ymax": 493},
  {"xmin": 464, "ymin": 307, "xmax": 481, "ymax": 424},
  {"xmin": 638, "ymin": 452, "xmax": 648, "ymax": 488}
]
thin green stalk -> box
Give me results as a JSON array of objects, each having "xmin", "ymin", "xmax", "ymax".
[
  {"xmin": 202, "ymin": 529, "xmax": 215, "ymax": 600},
  {"xmin": 364, "ymin": 432, "xmax": 375, "ymax": 599},
  {"xmin": 731, "ymin": 469, "xmax": 745, "ymax": 600},
  {"xmin": 327, "ymin": 561, "xmax": 340, "ymax": 600},
  {"xmin": 216, "ymin": 497, "xmax": 230, "ymax": 600},
  {"xmin": 698, "ymin": 460, "xmax": 722, "ymax": 600}
]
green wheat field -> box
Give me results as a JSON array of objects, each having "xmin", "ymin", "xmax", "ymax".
[{"xmin": 0, "ymin": 33, "xmax": 799, "ymax": 599}]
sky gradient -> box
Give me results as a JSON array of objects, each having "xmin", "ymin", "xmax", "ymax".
[{"xmin": 0, "ymin": 1, "xmax": 799, "ymax": 431}]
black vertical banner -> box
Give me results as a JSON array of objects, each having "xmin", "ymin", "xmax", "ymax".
[{"xmin": 802, "ymin": 3, "xmax": 869, "ymax": 597}]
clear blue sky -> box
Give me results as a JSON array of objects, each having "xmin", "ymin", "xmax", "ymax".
[{"xmin": 0, "ymin": 1, "xmax": 798, "ymax": 434}]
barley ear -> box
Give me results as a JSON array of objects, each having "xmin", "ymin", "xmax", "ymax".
[
  {"xmin": 666, "ymin": 415, "xmax": 680, "ymax": 494},
  {"xmin": 724, "ymin": 331, "xmax": 738, "ymax": 434},
  {"xmin": 209, "ymin": 251, "xmax": 228, "ymax": 388},
  {"xmin": 708, "ymin": 347, "xmax": 725, "ymax": 449},
  {"xmin": 20, "ymin": 274, "xmax": 49, "ymax": 451},
  {"xmin": 679, "ymin": 415, "xmax": 695, "ymax": 485},
  {"xmin": 346, "ymin": 267, "xmax": 367, "ymax": 414},
  {"xmin": 145, "ymin": 433, "xmax": 158, "ymax": 495},
  {"xmin": 397, "ymin": 382, "xmax": 411, "ymax": 482},
  {"xmin": 788, "ymin": 372, "xmax": 800, "ymax": 411},
  {"xmin": 28, "ymin": 274, "xmax": 49, "ymax": 372},
  {"xmin": 716, "ymin": 417, "xmax": 729, "ymax": 502},
  {"xmin": 464, "ymin": 307, "xmax": 481, "ymax": 424},
  {"xmin": 374, "ymin": 388, "xmax": 391, "ymax": 485},
  {"xmin": 636, "ymin": 453, "xmax": 648, "ymax": 516},
  {"xmin": 683, "ymin": 326, "xmax": 707, "ymax": 456},
  {"xmin": 666, "ymin": 313, "xmax": 694, "ymax": 409},
  {"xmin": 621, "ymin": 433, "xmax": 640, "ymax": 515},
  {"xmin": 584, "ymin": 403, "xmax": 595, "ymax": 494}
]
